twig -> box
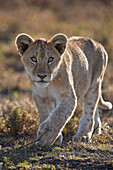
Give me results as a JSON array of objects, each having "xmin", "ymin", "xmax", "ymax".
[{"xmin": 0, "ymin": 129, "xmax": 48, "ymax": 159}]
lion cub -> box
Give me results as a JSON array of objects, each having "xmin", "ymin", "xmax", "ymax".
[{"xmin": 15, "ymin": 33, "xmax": 112, "ymax": 147}]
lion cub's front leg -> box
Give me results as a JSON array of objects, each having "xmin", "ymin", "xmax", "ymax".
[
  {"xmin": 36, "ymin": 91, "xmax": 77, "ymax": 148},
  {"xmin": 34, "ymin": 95, "xmax": 63, "ymax": 146}
]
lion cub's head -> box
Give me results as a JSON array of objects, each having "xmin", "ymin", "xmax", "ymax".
[{"xmin": 15, "ymin": 33, "xmax": 67, "ymax": 87}]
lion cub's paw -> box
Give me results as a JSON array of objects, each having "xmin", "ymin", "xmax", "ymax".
[
  {"xmin": 73, "ymin": 130, "xmax": 93, "ymax": 143},
  {"xmin": 73, "ymin": 135, "xmax": 92, "ymax": 143},
  {"xmin": 53, "ymin": 134, "xmax": 63, "ymax": 147},
  {"xmin": 36, "ymin": 120, "xmax": 58, "ymax": 148}
]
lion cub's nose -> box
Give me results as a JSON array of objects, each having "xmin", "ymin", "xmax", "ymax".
[{"xmin": 37, "ymin": 74, "xmax": 47, "ymax": 79}]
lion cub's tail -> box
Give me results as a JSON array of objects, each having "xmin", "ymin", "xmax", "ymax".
[{"xmin": 99, "ymin": 96, "xmax": 112, "ymax": 110}]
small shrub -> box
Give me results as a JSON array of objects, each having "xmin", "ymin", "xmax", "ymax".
[
  {"xmin": 5, "ymin": 108, "xmax": 26, "ymax": 136},
  {"xmin": 0, "ymin": 100, "xmax": 40, "ymax": 137}
]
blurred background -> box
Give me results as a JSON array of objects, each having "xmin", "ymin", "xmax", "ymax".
[{"xmin": 0, "ymin": 0, "xmax": 113, "ymax": 138}]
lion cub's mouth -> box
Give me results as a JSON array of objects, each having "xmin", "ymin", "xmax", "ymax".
[
  {"xmin": 34, "ymin": 80, "xmax": 49, "ymax": 88},
  {"xmin": 34, "ymin": 80, "xmax": 48, "ymax": 83}
]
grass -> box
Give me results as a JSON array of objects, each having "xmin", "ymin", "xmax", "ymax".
[
  {"xmin": 0, "ymin": 134, "xmax": 113, "ymax": 169},
  {"xmin": 0, "ymin": 95, "xmax": 113, "ymax": 169},
  {"xmin": 0, "ymin": 0, "xmax": 113, "ymax": 169}
]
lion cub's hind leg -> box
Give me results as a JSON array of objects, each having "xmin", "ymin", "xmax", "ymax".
[
  {"xmin": 74, "ymin": 82, "xmax": 101, "ymax": 142},
  {"xmin": 93, "ymin": 106, "xmax": 102, "ymax": 135}
]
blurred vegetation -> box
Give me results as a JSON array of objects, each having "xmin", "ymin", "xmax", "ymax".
[{"xmin": 0, "ymin": 0, "xmax": 113, "ymax": 57}]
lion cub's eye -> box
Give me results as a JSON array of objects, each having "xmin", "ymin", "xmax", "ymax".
[
  {"xmin": 48, "ymin": 57, "xmax": 54, "ymax": 64},
  {"xmin": 30, "ymin": 56, "xmax": 37, "ymax": 63}
]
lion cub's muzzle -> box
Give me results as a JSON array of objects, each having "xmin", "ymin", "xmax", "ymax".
[
  {"xmin": 34, "ymin": 73, "xmax": 51, "ymax": 88},
  {"xmin": 37, "ymin": 74, "xmax": 47, "ymax": 80}
]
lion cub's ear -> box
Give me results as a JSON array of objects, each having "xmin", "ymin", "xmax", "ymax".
[
  {"xmin": 15, "ymin": 33, "xmax": 34, "ymax": 56},
  {"xmin": 50, "ymin": 34, "xmax": 67, "ymax": 55}
]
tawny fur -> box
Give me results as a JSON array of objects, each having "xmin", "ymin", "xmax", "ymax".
[{"xmin": 15, "ymin": 33, "xmax": 112, "ymax": 147}]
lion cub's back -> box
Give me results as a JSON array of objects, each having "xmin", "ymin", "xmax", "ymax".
[
  {"xmin": 67, "ymin": 36, "xmax": 108, "ymax": 100},
  {"xmin": 68, "ymin": 36, "xmax": 107, "ymax": 61},
  {"xmin": 68, "ymin": 36, "xmax": 108, "ymax": 77}
]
